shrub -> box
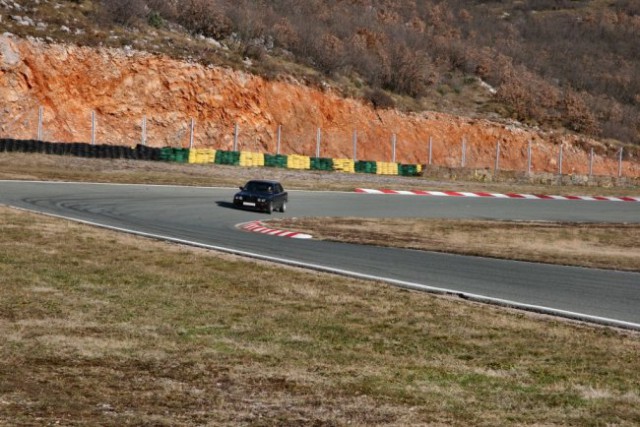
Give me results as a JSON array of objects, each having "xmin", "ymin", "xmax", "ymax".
[
  {"xmin": 365, "ymin": 88, "xmax": 395, "ymax": 110},
  {"xmin": 177, "ymin": 0, "xmax": 232, "ymax": 39},
  {"xmin": 100, "ymin": 0, "xmax": 147, "ymax": 26}
]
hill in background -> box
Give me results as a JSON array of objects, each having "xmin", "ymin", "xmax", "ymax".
[{"xmin": 1, "ymin": 0, "xmax": 639, "ymax": 149}]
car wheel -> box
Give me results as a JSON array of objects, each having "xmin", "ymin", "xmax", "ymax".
[
  {"xmin": 280, "ymin": 201, "xmax": 287, "ymax": 213},
  {"xmin": 267, "ymin": 201, "xmax": 273, "ymax": 214}
]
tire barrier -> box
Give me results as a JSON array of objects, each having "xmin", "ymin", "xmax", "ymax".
[
  {"xmin": 1, "ymin": 138, "xmax": 424, "ymax": 180},
  {"xmin": 135, "ymin": 144, "xmax": 162, "ymax": 161},
  {"xmin": 159, "ymin": 147, "xmax": 189, "ymax": 162},
  {"xmin": 1, "ymin": 138, "xmax": 30, "ymax": 153},
  {"xmin": 215, "ymin": 150, "xmax": 241, "ymax": 165},
  {"xmin": 376, "ymin": 161, "xmax": 399, "ymax": 175},
  {"xmin": 333, "ymin": 158, "xmax": 355, "ymax": 173},
  {"xmin": 264, "ymin": 154, "xmax": 288, "ymax": 168},
  {"xmin": 159, "ymin": 147, "xmax": 173, "ymax": 161},
  {"xmin": 310, "ymin": 157, "xmax": 333, "ymax": 171},
  {"xmin": 188, "ymin": 148, "xmax": 216, "ymax": 164},
  {"xmin": 287, "ymin": 154, "xmax": 311, "ymax": 170},
  {"xmin": 117, "ymin": 145, "xmax": 134, "ymax": 160},
  {"xmin": 239, "ymin": 151, "xmax": 265, "ymax": 167},
  {"xmin": 399, "ymin": 164, "xmax": 422, "ymax": 177},
  {"xmin": 355, "ymin": 160, "xmax": 377, "ymax": 174}
]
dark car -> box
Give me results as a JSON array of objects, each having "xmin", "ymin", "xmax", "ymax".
[{"xmin": 233, "ymin": 179, "xmax": 288, "ymax": 214}]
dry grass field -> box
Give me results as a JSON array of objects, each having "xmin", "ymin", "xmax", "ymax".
[
  {"xmin": 1, "ymin": 152, "xmax": 640, "ymax": 425},
  {"xmin": 1, "ymin": 206, "xmax": 639, "ymax": 426},
  {"xmin": 268, "ymin": 218, "xmax": 640, "ymax": 272}
]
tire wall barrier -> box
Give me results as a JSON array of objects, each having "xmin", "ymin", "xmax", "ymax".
[
  {"xmin": 310, "ymin": 157, "xmax": 333, "ymax": 171},
  {"xmin": 376, "ymin": 161, "xmax": 399, "ymax": 176},
  {"xmin": 264, "ymin": 154, "xmax": 288, "ymax": 168},
  {"xmin": 399, "ymin": 164, "xmax": 422, "ymax": 177},
  {"xmin": 287, "ymin": 154, "xmax": 311, "ymax": 170},
  {"xmin": 188, "ymin": 148, "xmax": 216, "ymax": 164},
  {"xmin": 333, "ymin": 158, "xmax": 355, "ymax": 173},
  {"xmin": 239, "ymin": 151, "xmax": 265, "ymax": 167},
  {"xmin": 355, "ymin": 160, "xmax": 377, "ymax": 174},
  {"xmin": 215, "ymin": 150, "xmax": 240, "ymax": 165},
  {"xmin": 159, "ymin": 147, "xmax": 188, "ymax": 162},
  {"xmin": 0, "ymin": 138, "xmax": 423, "ymax": 178}
]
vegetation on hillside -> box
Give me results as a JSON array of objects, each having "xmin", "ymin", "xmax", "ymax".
[{"xmin": 2, "ymin": 0, "xmax": 639, "ymax": 146}]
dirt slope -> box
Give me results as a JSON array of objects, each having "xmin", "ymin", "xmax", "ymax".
[{"xmin": 0, "ymin": 35, "xmax": 637, "ymax": 177}]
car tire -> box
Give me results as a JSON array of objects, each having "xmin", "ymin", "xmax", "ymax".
[
  {"xmin": 280, "ymin": 202, "xmax": 287, "ymax": 213},
  {"xmin": 267, "ymin": 201, "xmax": 273, "ymax": 214}
]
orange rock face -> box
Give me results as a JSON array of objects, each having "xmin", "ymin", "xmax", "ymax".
[{"xmin": 0, "ymin": 35, "xmax": 638, "ymax": 177}]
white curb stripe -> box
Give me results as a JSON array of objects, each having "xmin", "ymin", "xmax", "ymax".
[
  {"xmin": 355, "ymin": 188, "xmax": 640, "ymax": 202},
  {"xmin": 239, "ymin": 221, "xmax": 313, "ymax": 239}
]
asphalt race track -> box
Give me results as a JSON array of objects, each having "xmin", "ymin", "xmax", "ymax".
[{"xmin": 1, "ymin": 180, "xmax": 639, "ymax": 329}]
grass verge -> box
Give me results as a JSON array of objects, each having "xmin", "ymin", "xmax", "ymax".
[
  {"xmin": 268, "ymin": 218, "xmax": 640, "ymax": 272},
  {"xmin": 1, "ymin": 152, "xmax": 639, "ymax": 195},
  {"xmin": 1, "ymin": 206, "xmax": 639, "ymax": 426}
]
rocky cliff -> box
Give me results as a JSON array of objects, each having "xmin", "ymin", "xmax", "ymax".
[{"xmin": 0, "ymin": 35, "xmax": 637, "ymax": 177}]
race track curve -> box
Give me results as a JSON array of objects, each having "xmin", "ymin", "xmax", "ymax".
[{"xmin": 1, "ymin": 180, "xmax": 639, "ymax": 329}]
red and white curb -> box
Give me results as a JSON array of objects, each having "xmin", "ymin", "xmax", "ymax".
[
  {"xmin": 355, "ymin": 188, "xmax": 640, "ymax": 202},
  {"xmin": 239, "ymin": 221, "xmax": 313, "ymax": 239}
]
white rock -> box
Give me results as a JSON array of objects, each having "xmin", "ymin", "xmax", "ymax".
[
  {"xmin": 0, "ymin": 35, "xmax": 21, "ymax": 68},
  {"xmin": 205, "ymin": 37, "xmax": 222, "ymax": 48}
]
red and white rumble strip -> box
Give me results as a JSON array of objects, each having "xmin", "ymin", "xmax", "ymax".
[
  {"xmin": 240, "ymin": 221, "xmax": 313, "ymax": 239},
  {"xmin": 355, "ymin": 188, "xmax": 640, "ymax": 202}
]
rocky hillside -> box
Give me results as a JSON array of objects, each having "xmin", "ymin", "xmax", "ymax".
[{"xmin": 0, "ymin": 35, "xmax": 638, "ymax": 177}]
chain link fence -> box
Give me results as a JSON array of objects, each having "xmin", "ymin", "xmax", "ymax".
[{"xmin": 1, "ymin": 106, "xmax": 638, "ymax": 183}]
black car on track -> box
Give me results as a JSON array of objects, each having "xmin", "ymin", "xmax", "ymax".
[{"xmin": 233, "ymin": 180, "xmax": 288, "ymax": 214}]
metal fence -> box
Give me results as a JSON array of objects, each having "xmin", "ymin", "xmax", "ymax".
[{"xmin": 1, "ymin": 105, "xmax": 638, "ymax": 179}]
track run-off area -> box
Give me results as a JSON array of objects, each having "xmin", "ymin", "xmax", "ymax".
[{"xmin": 1, "ymin": 180, "xmax": 639, "ymax": 329}]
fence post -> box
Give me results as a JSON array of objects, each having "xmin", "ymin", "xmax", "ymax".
[
  {"xmin": 428, "ymin": 136, "xmax": 433, "ymax": 166},
  {"xmin": 276, "ymin": 125, "xmax": 281, "ymax": 155},
  {"xmin": 141, "ymin": 116, "xmax": 147, "ymax": 146},
  {"xmin": 618, "ymin": 148, "xmax": 623, "ymax": 178},
  {"xmin": 91, "ymin": 111, "xmax": 96, "ymax": 146},
  {"xmin": 527, "ymin": 140, "xmax": 532, "ymax": 176},
  {"xmin": 558, "ymin": 145, "xmax": 563, "ymax": 176},
  {"xmin": 391, "ymin": 133, "xmax": 397, "ymax": 163},
  {"xmin": 589, "ymin": 148, "xmax": 594, "ymax": 177},
  {"xmin": 494, "ymin": 142, "xmax": 500, "ymax": 176},
  {"xmin": 316, "ymin": 127, "xmax": 321, "ymax": 158},
  {"xmin": 352, "ymin": 130, "xmax": 357, "ymax": 161},
  {"xmin": 37, "ymin": 106, "xmax": 43, "ymax": 141},
  {"xmin": 461, "ymin": 137, "xmax": 466, "ymax": 168},
  {"xmin": 189, "ymin": 118, "xmax": 195, "ymax": 149},
  {"xmin": 233, "ymin": 123, "xmax": 239, "ymax": 151}
]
